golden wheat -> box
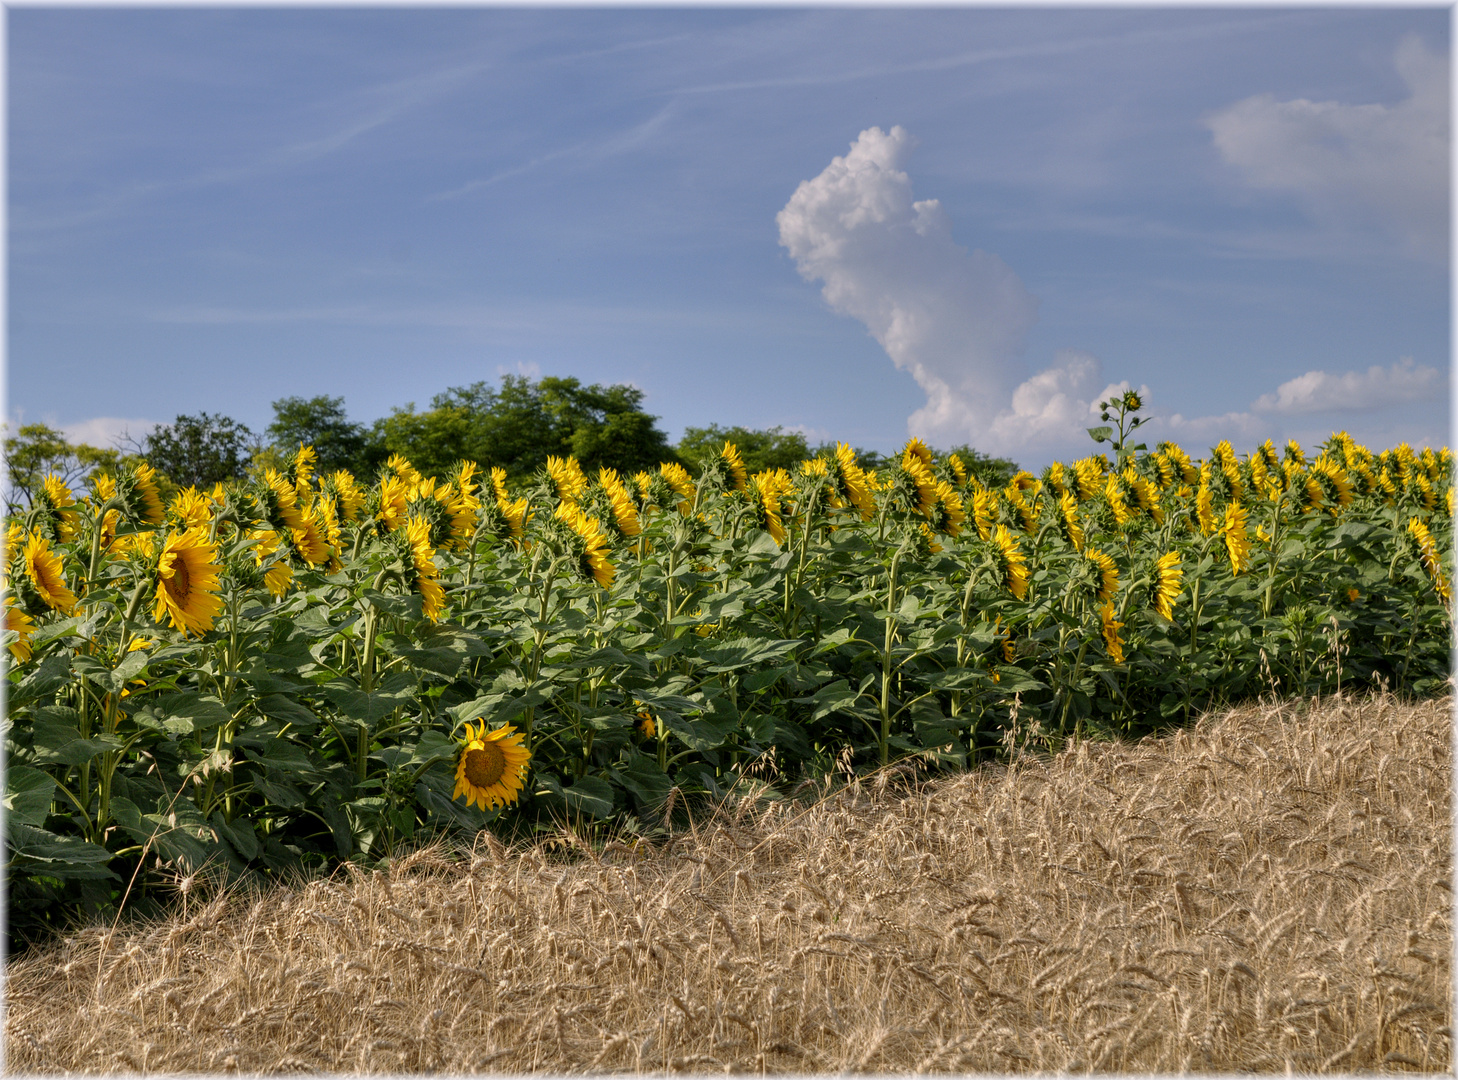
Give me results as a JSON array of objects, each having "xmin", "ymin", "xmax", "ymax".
[{"xmin": 6, "ymin": 693, "xmax": 1450, "ymax": 1073}]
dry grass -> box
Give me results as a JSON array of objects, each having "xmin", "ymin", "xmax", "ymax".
[{"xmin": 6, "ymin": 693, "xmax": 1452, "ymax": 1074}]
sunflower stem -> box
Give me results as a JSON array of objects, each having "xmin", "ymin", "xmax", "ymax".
[{"xmin": 879, "ymin": 542, "xmax": 906, "ymax": 767}]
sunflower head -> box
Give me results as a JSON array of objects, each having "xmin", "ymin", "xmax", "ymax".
[
  {"xmin": 1099, "ymin": 600, "xmax": 1125, "ymax": 665},
  {"xmin": 1310, "ymin": 457, "xmax": 1354, "ymax": 514},
  {"xmin": 14, "ymin": 529, "xmax": 77, "ymax": 616},
  {"xmin": 552, "ymin": 502, "xmax": 615, "ymax": 589},
  {"xmin": 1150, "ymin": 551, "xmax": 1183, "ymax": 621},
  {"xmin": 745, "ymin": 470, "xmax": 790, "ymax": 546},
  {"xmin": 452, "ymin": 720, "xmax": 531, "ymax": 812},
  {"xmin": 167, "ymin": 487, "xmax": 215, "ymax": 531},
  {"xmin": 153, "ymin": 527, "xmax": 224, "ymax": 636},
  {"xmin": 386, "ymin": 454, "xmax": 423, "ymax": 487},
  {"xmin": 546, "ymin": 455, "xmax": 589, "ymax": 504},
  {"xmin": 4, "ymin": 594, "xmax": 36, "ymax": 663},
  {"xmin": 400, "ymin": 514, "xmax": 445, "ymax": 621},
  {"xmin": 926, "ymin": 480, "xmax": 966, "ymax": 538},
  {"xmin": 1058, "ymin": 490, "xmax": 1084, "ymax": 552},
  {"xmin": 1223, "ymin": 503, "xmax": 1251, "ymax": 576},
  {"xmin": 590, "ymin": 469, "xmax": 642, "ymax": 539},
  {"xmin": 36, "ymin": 475, "xmax": 80, "ymax": 543},
  {"xmin": 659, "ymin": 462, "xmax": 696, "ymax": 512},
  {"xmin": 1085, "ymin": 547, "xmax": 1119, "ymax": 605},
  {"xmin": 1408, "ymin": 517, "xmax": 1451, "ymax": 602},
  {"xmin": 990, "ymin": 524, "xmax": 1029, "ymax": 600},
  {"xmin": 112, "ymin": 462, "xmax": 165, "ymax": 527}
]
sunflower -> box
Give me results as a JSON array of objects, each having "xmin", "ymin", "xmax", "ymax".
[
  {"xmin": 126, "ymin": 462, "xmax": 166, "ymax": 526},
  {"xmin": 290, "ymin": 444, "xmax": 318, "ymax": 497},
  {"xmin": 1044, "ymin": 461, "xmax": 1068, "ymax": 496},
  {"xmin": 153, "ymin": 527, "xmax": 224, "ymax": 636},
  {"xmin": 1099, "ymin": 601, "xmax": 1125, "ymax": 665},
  {"xmin": 903, "ymin": 438, "xmax": 933, "ymax": 469},
  {"xmin": 927, "ymin": 480, "xmax": 966, "ymax": 538},
  {"xmin": 1052, "ymin": 490, "xmax": 1082, "ymax": 551},
  {"xmin": 394, "ymin": 515, "xmax": 442, "ymax": 620},
  {"xmin": 832, "ymin": 443, "xmax": 874, "ymax": 518},
  {"xmin": 596, "ymin": 469, "xmax": 642, "ymax": 538},
  {"xmin": 21, "ymin": 530, "xmax": 77, "ymax": 614},
  {"xmin": 947, "ymin": 452, "xmax": 968, "ymax": 486},
  {"xmin": 1284, "ymin": 440, "xmax": 1306, "ymax": 469},
  {"xmin": 1158, "ymin": 443, "xmax": 1198, "ymax": 485},
  {"xmin": 635, "ymin": 706, "xmax": 657, "ymax": 740},
  {"xmin": 1195, "ymin": 482, "xmax": 1217, "ymax": 535},
  {"xmin": 747, "ymin": 470, "xmax": 790, "ymax": 545},
  {"xmin": 452, "ymin": 720, "xmax": 531, "ymax": 811},
  {"xmin": 498, "ymin": 496, "xmax": 530, "ymax": 543},
  {"xmin": 917, "ymin": 522, "xmax": 943, "ymax": 556},
  {"xmin": 325, "ymin": 470, "xmax": 367, "ymax": 521},
  {"xmin": 971, "ymin": 489, "xmax": 997, "ymax": 541},
  {"xmin": 260, "ymin": 468, "xmax": 308, "ymax": 532},
  {"xmin": 1310, "ymin": 457, "xmax": 1354, "ymax": 514},
  {"xmin": 250, "ymin": 529, "xmax": 295, "ymax": 599},
  {"xmin": 555, "ymin": 503, "xmax": 615, "ymax": 588},
  {"xmin": 660, "ymin": 462, "xmax": 696, "ymax": 512},
  {"xmin": 1223, "ymin": 503, "xmax": 1251, "ymax": 576},
  {"xmin": 546, "ymin": 455, "xmax": 589, "ymax": 504},
  {"xmin": 289, "ymin": 512, "xmax": 333, "ymax": 567},
  {"xmin": 1151, "ymin": 551, "xmax": 1183, "ymax": 621},
  {"xmin": 5, "ymin": 594, "xmax": 35, "ymax": 662},
  {"xmin": 720, "ymin": 442, "xmax": 749, "ymax": 492},
  {"xmin": 1073, "ymin": 460, "xmax": 1102, "ymax": 501},
  {"xmin": 1103, "ymin": 473, "xmax": 1133, "ymax": 525},
  {"xmin": 990, "ymin": 524, "xmax": 1029, "ymax": 600},
  {"xmin": 1125, "ymin": 469, "xmax": 1163, "ymax": 524},
  {"xmin": 168, "ymin": 487, "xmax": 215, "ymax": 530},
  {"xmin": 1150, "ymin": 452, "xmax": 1176, "ymax": 490},
  {"xmin": 38, "ymin": 475, "xmax": 79, "ymax": 542},
  {"xmin": 895, "ymin": 447, "xmax": 939, "ymax": 517},
  {"xmin": 1085, "ymin": 548, "xmax": 1118, "ymax": 603},
  {"xmin": 387, "ymin": 453, "xmax": 423, "ymax": 487},
  {"xmin": 1408, "ymin": 517, "xmax": 1451, "ymax": 602}
]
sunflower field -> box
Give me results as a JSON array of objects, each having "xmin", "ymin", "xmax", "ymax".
[{"xmin": 3, "ymin": 401, "xmax": 1452, "ymax": 943}]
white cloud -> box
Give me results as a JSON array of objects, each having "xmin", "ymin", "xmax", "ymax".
[
  {"xmin": 1250, "ymin": 357, "xmax": 1444, "ymax": 415},
  {"xmin": 60, "ymin": 417, "xmax": 158, "ymax": 449},
  {"xmin": 780, "ymin": 127, "xmax": 1448, "ymax": 463},
  {"xmin": 777, "ymin": 126, "xmax": 1040, "ymax": 447},
  {"xmin": 1206, "ymin": 35, "xmax": 1449, "ymax": 256}
]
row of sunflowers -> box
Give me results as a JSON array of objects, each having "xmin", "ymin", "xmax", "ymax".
[{"xmin": 4, "ymin": 412, "xmax": 1452, "ymax": 941}]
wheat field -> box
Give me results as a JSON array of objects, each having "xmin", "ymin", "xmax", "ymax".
[{"xmin": 5, "ymin": 693, "xmax": 1451, "ymax": 1074}]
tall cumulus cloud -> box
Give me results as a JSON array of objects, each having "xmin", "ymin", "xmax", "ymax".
[{"xmin": 777, "ymin": 126, "xmax": 1043, "ymax": 446}]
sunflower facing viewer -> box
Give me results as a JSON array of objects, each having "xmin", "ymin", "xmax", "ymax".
[{"xmin": 453, "ymin": 720, "xmax": 531, "ymax": 811}]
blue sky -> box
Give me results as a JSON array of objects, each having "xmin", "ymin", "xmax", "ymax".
[{"xmin": 7, "ymin": 6, "xmax": 1451, "ymax": 469}]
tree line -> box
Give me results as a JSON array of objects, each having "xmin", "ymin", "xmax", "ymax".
[{"xmin": 5, "ymin": 374, "xmax": 1019, "ymax": 509}]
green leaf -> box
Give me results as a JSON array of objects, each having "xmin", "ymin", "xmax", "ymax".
[
  {"xmin": 536, "ymin": 774, "xmax": 615, "ymax": 819},
  {"xmin": 1086, "ymin": 426, "xmax": 1114, "ymax": 444},
  {"xmin": 5, "ymin": 766, "xmax": 57, "ymax": 827},
  {"xmin": 320, "ymin": 672, "xmax": 418, "ymax": 724},
  {"xmin": 5, "ymin": 823, "xmax": 118, "ymax": 880}
]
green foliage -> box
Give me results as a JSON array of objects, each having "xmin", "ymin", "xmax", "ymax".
[
  {"xmin": 4, "ymin": 424, "xmax": 124, "ymax": 511},
  {"xmin": 266, "ymin": 395, "xmax": 377, "ymax": 477},
  {"xmin": 374, "ymin": 375, "xmax": 677, "ymax": 482},
  {"xmin": 678, "ymin": 425, "xmax": 811, "ymax": 473},
  {"xmin": 3, "ymin": 428, "xmax": 1451, "ymax": 950},
  {"xmin": 141, "ymin": 413, "xmax": 257, "ymax": 490}
]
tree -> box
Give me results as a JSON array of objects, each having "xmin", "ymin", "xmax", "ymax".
[
  {"xmin": 374, "ymin": 375, "xmax": 677, "ymax": 481},
  {"xmin": 677, "ymin": 425, "xmax": 811, "ymax": 474},
  {"xmin": 266, "ymin": 395, "xmax": 378, "ymax": 477},
  {"xmin": 3, "ymin": 424, "xmax": 122, "ymax": 511},
  {"xmin": 140, "ymin": 413, "xmax": 256, "ymax": 490}
]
